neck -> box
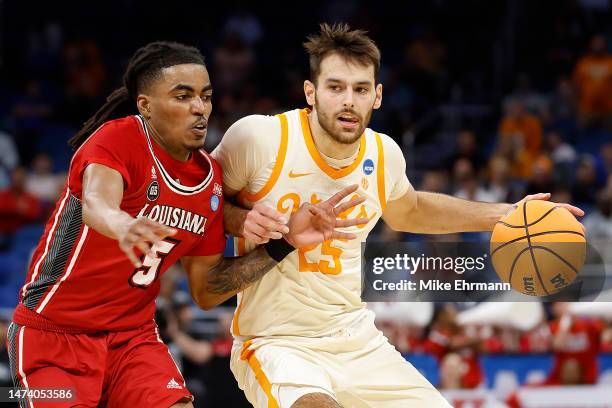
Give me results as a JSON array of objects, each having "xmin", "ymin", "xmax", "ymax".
[
  {"xmin": 308, "ymin": 110, "xmax": 360, "ymax": 160},
  {"xmin": 146, "ymin": 120, "xmax": 190, "ymax": 162}
]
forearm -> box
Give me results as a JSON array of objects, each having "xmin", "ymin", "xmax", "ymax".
[
  {"xmin": 223, "ymin": 200, "xmax": 248, "ymax": 237},
  {"xmin": 405, "ymin": 192, "xmax": 512, "ymax": 233},
  {"xmin": 196, "ymin": 245, "xmax": 282, "ymax": 309},
  {"xmin": 82, "ymin": 192, "xmax": 133, "ymax": 239}
]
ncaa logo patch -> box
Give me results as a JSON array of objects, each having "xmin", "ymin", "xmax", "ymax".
[
  {"xmin": 210, "ymin": 194, "xmax": 220, "ymax": 212},
  {"xmin": 146, "ymin": 180, "xmax": 160, "ymax": 201},
  {"xmin": 363, "ymin": 159, "xmax": 375, "ymax": 175}
]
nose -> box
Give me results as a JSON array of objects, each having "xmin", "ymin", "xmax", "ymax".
[
  {"xmin": 342, "ymin": 89, "xmax": 355, "ymax": 109},
  {"xmin": 191, "ymin": 96, "xmax": 206, "ymax": 115}
]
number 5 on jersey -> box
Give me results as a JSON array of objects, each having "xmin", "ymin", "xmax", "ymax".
[{"xmin": 130, "ymin": 238, "xmax": 179, "ymax": 288}]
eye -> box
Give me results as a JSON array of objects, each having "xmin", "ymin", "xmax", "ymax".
[
  {"xmin": 329, "ymin": 85, "xmax": 341, "ymax": 92},
  {"xmin": 176, "ymin": 94, "xmax": 189, "ymax": 100},
  {"xmin": 202, "ymin": 94, "xmax": 212, "ymax": 102},
  {"xmin": 356, "ymin": 87, "xmax": 369, "ymax": 94}
]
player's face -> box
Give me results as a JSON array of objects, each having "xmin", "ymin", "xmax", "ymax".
[
  {"xmin": 138, "ymin": 64, "xmax": 212, "ymax": 158},
  {"xmin": 305, "ymin": 53, "xmax": 382, "ymax": 145}
]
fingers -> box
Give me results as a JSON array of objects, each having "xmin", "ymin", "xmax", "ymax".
[
  {"xmin": 518, "ymin": 194, "xmax": 585, "ymax": 217},
  {"xmin": 136, "ymin": 217, "xmax": 177, "ymax": 239},
  {"xmin": 334, "ymin": 196, "xmax": 366, "ymax": 214},
  {"xmin": 245, "ymin": 205, "xmax": 289, "ymax": 239},
  {"xmin": 557, "ymin": 203, "xmax": 585, "ymax": 217},
  {"xmin": 308, "ymin": 204, "xmax": 336, "ymax": 229},
  {"xmin": 250, "ymin": 220, "xmax": 284, "ymax": 239},
  {"xmin": 336, "ymin": 217, "xmax": 370, "ymax": 228},
  {"xmin": 244, "ymin": 222, "xmax": 280, "ymax": 243},
  {"xmin": 119, "ymin": 218, "xmax": 176, "ymax": 267},
  {"xmin": 119, "ymin": 242, "xmax": 142, "ymax": 268},
  {"xmin": 324, "ymin": 184, "xmax": 359, "ymax": 206},
  {"xmin": 331, "ymin": 231, "xmax": 357, "ymax": 240},
  {"xmin": 243, "ymin": 204, "xmax": 289, "ymax": 244},
  {"xmin": 516, "ymin": 193, "xmax": 551, "ymax": 205},
  {"xmin": 133, "ymin": 222, "xmax": 168, "ymax": 244},
  {"xmin": 530, "ymin": 193, "xmax": 551, "ymax": 201},
  {"xmin": 252, "ymin": 204, "xmax": 287, "ymax": 225},
  {"xmin": 243, "ymin": 230, "xmax": 270, "ymax": 244}
]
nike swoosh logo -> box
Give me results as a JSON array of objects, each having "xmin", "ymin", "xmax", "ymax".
[{"xmin": 288, "ymin": 170, "xmax": 314, "ymax": 178}]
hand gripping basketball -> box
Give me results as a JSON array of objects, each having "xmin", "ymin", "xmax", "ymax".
[{"xmin": 491, "ymin": 198, "xmax": 586, "ymax": 296}]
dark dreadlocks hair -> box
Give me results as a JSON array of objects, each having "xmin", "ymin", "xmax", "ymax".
[{"xmin": 69, "ymin": 41, "xmax": 205, "ymax": 149}]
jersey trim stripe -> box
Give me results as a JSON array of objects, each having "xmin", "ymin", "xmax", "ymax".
[
  {"xmin": 22, "ymin": 189, "xmax": 70, "ymax": 299},
  {"xmin": 300, "ymin": 108, "xmax": 366, "ymax": 179},
  {"xmin": 241, "ymin": 341, "xmax": 280, "ymax": 408},
  {"xmin": 374, "ymin": 132, "xmax": 387, "ymax": 211},
  {"xmin": 155, "ymin": 323, "xmax": 189, "ymax": 389},
  {"xmin": 18, "ymin": 327, "xmax": 32, "ymax": 408},
  {"xmin": 238, "ymin": 114, "xmax": 289, "ymax": 203},
  {"xmin": 14, "ymin": 325, "xmax": 33, "ymax": 408},
  {"xmin": 23, "ymin": 194, "xmax": 83, "ymax": 310},
  {"xmin": 136, "ymin": 115, "xmax": 214, "ymax": 195},
  {"xmin": 232, "ymin": 236, "xmax": 246, "ymax": 335},
  {"xmin": 7, "ymin": 323, "xmax": 29, "ymax": 408},
  {"xmin": 36, "ymin": 225, "xmax": 89, "ymax": 314}
]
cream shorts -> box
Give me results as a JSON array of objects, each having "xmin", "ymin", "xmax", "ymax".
[{"xmin": 230, "ymin": 312, "xmax": 451, "ymax": 408}]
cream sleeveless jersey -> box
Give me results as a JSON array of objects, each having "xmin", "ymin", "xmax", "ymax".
[{"xmin": 213, "ymin": 109, "xmax": 411, "ymax": 338}]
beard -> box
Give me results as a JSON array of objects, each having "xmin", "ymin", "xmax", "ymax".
[{"xmin": 314, "ymin": 100, "xmax": 373, "ymax": 145}]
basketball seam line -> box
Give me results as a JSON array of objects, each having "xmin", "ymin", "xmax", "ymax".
[
  {"xmin": 529, "ymin": 245, "xmax": 580, "ymax": 276},
  {"xmin": 507, "ymin": 245, "xmax": 579, "ymax": 295},
  {"xmin": 524, "ymin": 201, "xmax": 549, "ymax": 296},
  {"xmin": 490, "ymin": 230, "xmax": 585, "ymax": 257},
  {"xmin": 508, "ymin": 246, "xmax": 533, "ymax": 286},
  {"xmin": 496, "ymin": 205, "xmax": 562, "ymax": 228}
]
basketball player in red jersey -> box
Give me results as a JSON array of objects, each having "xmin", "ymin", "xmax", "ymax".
[{"xmin": 6, "ymin": 42, "xmax": 366, "ymax": 407}]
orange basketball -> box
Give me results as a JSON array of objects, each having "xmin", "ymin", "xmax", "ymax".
[{"xmin": 490, "ymin": 200, "xmax": 586, "ymax": 296}]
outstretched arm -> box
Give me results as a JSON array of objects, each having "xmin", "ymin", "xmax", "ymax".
[
  {"xmin": 184, "ymin": 185, "xmax": 368, "ymax": 309},
  {"xmin": 81, "ymin": 163, "xmax": 176, "ymax": 267},
  {"xmin": 383, "ymin": 188, "xmax": 583, "ymax": 234},
  {"xmin": 182, "ymin": 246, "xmax": 279, "ymax": 309}
]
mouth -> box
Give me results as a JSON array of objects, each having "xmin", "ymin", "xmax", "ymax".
[
  {"xmin": 191, "ymin": 122, "xmax": 208, "ymax": 137},
  {"xmin": 337, "ymin": 114, "xmax": 360, "ymax": 130}
]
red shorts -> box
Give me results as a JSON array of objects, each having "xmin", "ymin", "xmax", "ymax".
[{"xmin": 6, "ymin": 320, "xmax": 192, "ymax": 407}]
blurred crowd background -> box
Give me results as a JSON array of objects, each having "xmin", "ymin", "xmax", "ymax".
[{"xmin": 1, "ymin": 0, "xmax": 612, "ymax": 407}]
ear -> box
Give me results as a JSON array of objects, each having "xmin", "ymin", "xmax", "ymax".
[
  {"xmin": 373, "ymin": 83, "xmax": 383, "ymax": 110},
  {"xmin": 304, "ymin": 80, "xmax": 316, "ymax": 107},
  {"xmin": 137, "ymin": 95, "xmax": 151, "ymax": 119}
]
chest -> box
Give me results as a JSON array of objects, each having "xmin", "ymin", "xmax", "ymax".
[{"xmin": 125, "ymin": 157, "xmax": 222, "ymax": 245}]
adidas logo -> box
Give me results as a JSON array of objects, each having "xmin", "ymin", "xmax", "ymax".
[{"xmin": 167, "ymin": 378, "xmax": 183, "ymax": 389}]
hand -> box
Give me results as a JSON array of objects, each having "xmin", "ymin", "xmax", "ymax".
[
  {"xmin": 285, "ymin": 184, "xmax": 370, "ymax": 248},
  {"xmin": 512, "ymin": 192, "xmax": 585, "ymax": 233},
  {"xmin": 513, "ymin": 192, "xmax": 584, "ymax": 217},
  {"xmin": 242, "ymin": 203, "xmax": 290, "ymax": 244},
  {"xmin": 116, "ymin": 217, "xmax": 177, "ymax": 267}
]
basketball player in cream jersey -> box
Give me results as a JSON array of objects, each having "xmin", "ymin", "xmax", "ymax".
[{"xmin": 213, "ymin": 24, "xmax": 584, "ymax": 408}]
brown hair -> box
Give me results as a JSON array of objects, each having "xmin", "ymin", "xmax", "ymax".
[{"xmin": 304, "ymin": 23, "xmax": 381, "ymax": 84}]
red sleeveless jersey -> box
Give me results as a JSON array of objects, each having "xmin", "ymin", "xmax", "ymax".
[{"xmin": 14, "ymin": 115, "xmax": 225, "ymax": 331}]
